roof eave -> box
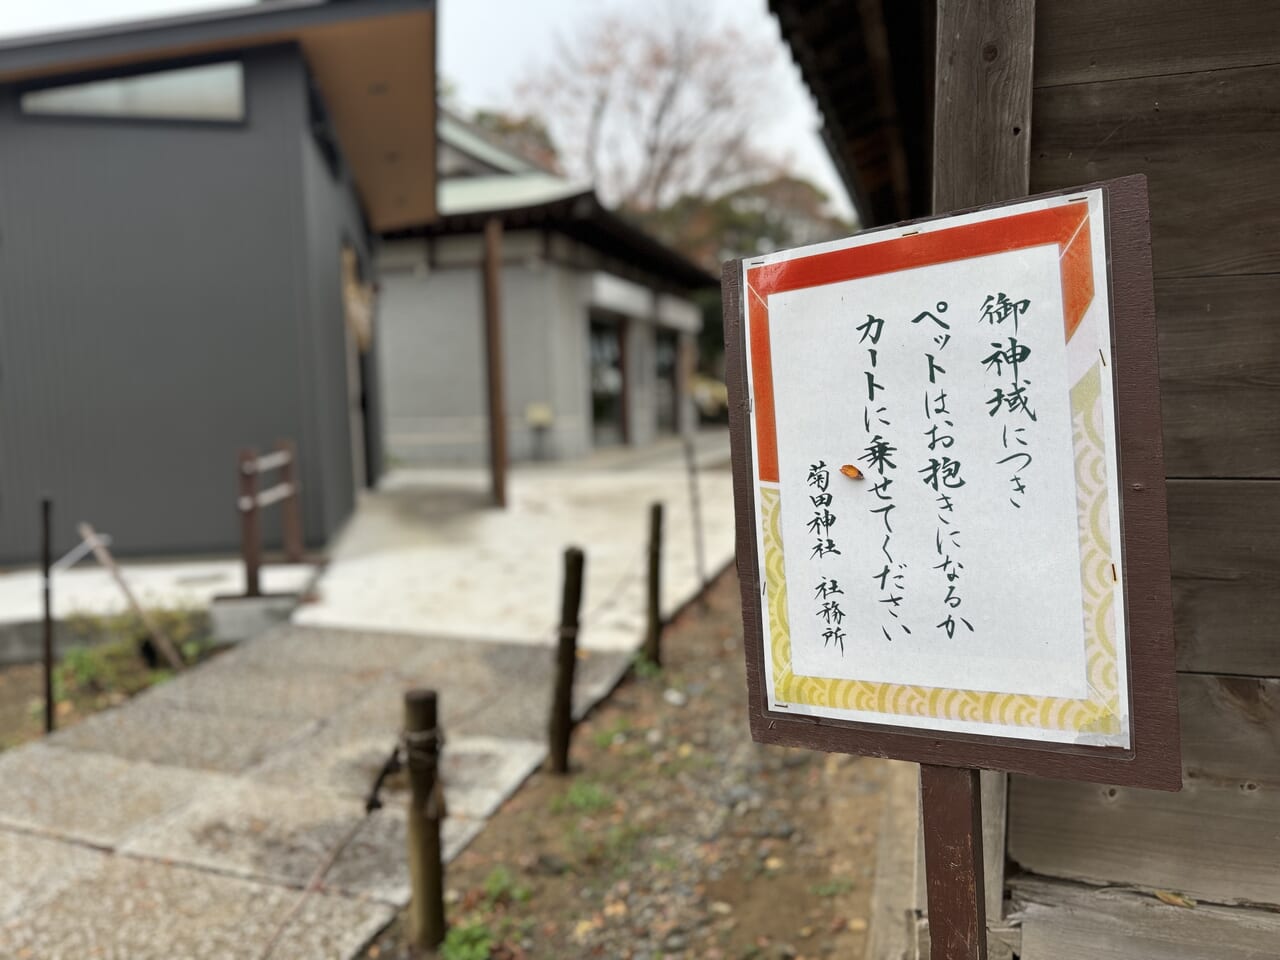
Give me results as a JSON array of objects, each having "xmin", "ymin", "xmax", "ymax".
[{"xmin": 0, "ymin": 0, "xmax": 435, "ymax": 82}]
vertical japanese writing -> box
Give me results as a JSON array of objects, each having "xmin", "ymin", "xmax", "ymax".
[
  {"xmin": 807, "ymin": 461, "xmax": 844, "ymax": 652},
  {"xmin": 980, "ymin": 292, "xmax": 1037, "ymax": 509},
  {"xmin": 855, "ymin": 313, "xmax": 909, "ymax": 642},
  {"xmin": 913, "ymin": 301, "xmax": 973, "ymax": 639}
]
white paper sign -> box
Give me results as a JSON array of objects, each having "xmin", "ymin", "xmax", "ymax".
[{"xmin": 741, "ymin": 190, "xmax": 1131, "ymax": 747}]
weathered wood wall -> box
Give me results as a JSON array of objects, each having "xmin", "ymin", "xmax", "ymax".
[{"xmin": 1009, "ymin": 2, "xmax": 1280, "ymax": 953}]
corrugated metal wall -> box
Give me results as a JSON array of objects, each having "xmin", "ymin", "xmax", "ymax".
[{"xmin": 0, "ymin": 44, "xmax": 373, "ymax": 563}]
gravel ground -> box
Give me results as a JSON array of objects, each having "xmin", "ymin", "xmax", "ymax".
[{"xmin": 359, "ymin": 568, "xmax": 898, "ymax": 960}]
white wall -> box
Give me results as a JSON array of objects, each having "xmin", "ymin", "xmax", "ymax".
[{"xmin": 376, "ymin": 231, "xmax": 700, "ymax": 467}]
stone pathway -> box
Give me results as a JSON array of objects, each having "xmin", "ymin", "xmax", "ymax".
[{"xmin": 0, "ymin": 432, "xmax": 735, "ymax": 958}]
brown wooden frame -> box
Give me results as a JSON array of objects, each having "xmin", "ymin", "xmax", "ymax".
[{"xmin": 723, "ymin": 174, "xmax": 1181, "ymax": 790}]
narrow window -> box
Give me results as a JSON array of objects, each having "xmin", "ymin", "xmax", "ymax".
[{"xmin": 21, "ymin": 60, "xmax": 245, "ymax": 122}]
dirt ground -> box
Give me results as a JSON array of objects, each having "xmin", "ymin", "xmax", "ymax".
[
  {"xmin": 0, "ymin": 609, "xmax": 214, "ymax": 750},
  {"xmin": 361, "ymin": 569, "xmax": 898, "ymax": 960}
]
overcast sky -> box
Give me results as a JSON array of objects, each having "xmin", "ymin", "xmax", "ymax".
[{"xmin": 0, "ymin": 0, "xmax": 853, "ymax": 218}]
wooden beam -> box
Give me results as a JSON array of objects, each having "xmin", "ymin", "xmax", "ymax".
[
  {"xmin": 920, "ymin": 765, "xmax": 988, "ymax": 960},
  {"xmin": 482, "ymin": 217, "xmax": 507, "ymax": 508},
  {"xmin": 929, "ymin": 0, "xmax": 1037, "ymax": 937},
  {"xmin": 933, "ymin": 0, "xmax": 1036, "ymax": 210}
]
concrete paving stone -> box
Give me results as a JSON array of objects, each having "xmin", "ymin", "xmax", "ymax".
[
  {"xmin": 435, "ymin": 736, "xmax": 546, "ymax": 820},
  {"xmin": 249, "ymin": 724, "xmax": 400, "ymax": 800},
  {"xmin": 0, "ymin": 854, "xmax": 391, "ymax": 960},
  {"xmin": 326, "ymin": 807, "xmax": 484, "ymax": 905},
  {"xmin": 293, "ymin": 434, "xmax": 736, "ymax": 650},
  {"xmin": 234, "ymin": 624, "xmax": 434, "ymax": 674},
  {"xmin": 48, "ymin": 697, "xmax": 316, "ymax": 774},
  {"xmin": 144, "ymin": 649, "xmax": 380, "ymax": 722},
  {"xmin": 0, "ymin": 829, "xmax": 107, "ymax": 922},
  {"xmin": 121, "ymin": 779, "xmax": 366, "ymax": 888},
  {"xmin": 0, "ymin": 743, "xmax": 233, "ymax": 848},
  {"xmin": 400, "ymin": 640, "xmax": 632, "ymax": 736}
]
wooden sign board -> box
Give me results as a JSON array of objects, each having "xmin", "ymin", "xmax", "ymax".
[{"xmin": 724, "ymin": 175, "xmax": 1180, "ymax": 790}]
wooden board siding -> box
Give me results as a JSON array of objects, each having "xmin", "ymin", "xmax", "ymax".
[
  {"xmin": 1008, "ymin": 676, "xmax": 1280, "ymax": 906},
  {"xmin": 1012, "ymin": 4, "xmax": 1280, "ymax": 931},
  {"xmin": 1156, "ymin": 277, "xmax": 1280, "ymax": 479},
  {"xmin": 1010, "ymin": 875, "xmax": 1280, "ymax": 960},
  {"xmin": 1031, "ymin": 64, "xmax": 1280, "ymax": 280},
  {"xmin": 1169, "ymin": 481, "xmax": 1280, "ymax": 677},
  {"xmin": 1032, "ymin": 65, "xmax": 1280, "ymax": 479},
  {"xmin": 1034, "ymin": 0, "xmax": 1280, "ymax": 87}
]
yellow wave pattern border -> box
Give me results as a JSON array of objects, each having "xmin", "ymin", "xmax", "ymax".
[{"xmin": 763, "ymin": 361, "xmax": 1120, "ymax": 734}]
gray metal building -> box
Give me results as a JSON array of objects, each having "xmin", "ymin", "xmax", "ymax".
[
  {"xmin": 0, "ymin": 0, "xmax": 437, "ymax": 563},
  {"xmin": 379, "ymin": 113, "xmax": 715, "ymax": 467}
]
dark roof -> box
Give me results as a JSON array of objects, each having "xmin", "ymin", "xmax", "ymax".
[
  {"xmin": 770, "ymin": 0, "xmax": 933, "ymax": 226},
  {"xmin": 387, "ymin": 189, "xmax": 717, "ymax": 292},
  {"xmin": 0, "ymin": 0, "xmax": 428, "ymax": 77},
  {"xmin": 0, "ymin": 0, "xmax": 439, "ymax": 231}
]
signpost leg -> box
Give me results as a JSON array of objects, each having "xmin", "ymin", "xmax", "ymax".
[{"xmin": 920, "ymin": 764, "xmax": 987, "ymax": 960}]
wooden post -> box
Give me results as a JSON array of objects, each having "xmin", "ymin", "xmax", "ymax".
[
  {"xmin": 238, "ymin": 449, "xmax": 262, "ymax": 598},
  {"xmin": 682, "ymin": 432, "xmax": 708, "ymax": 603},
  {"xmin": 643, "ymin": 502, "xmax": 664, "ymax": 666},
  {"xmin": 278, "ymin": 439, "xmax": 304, "ymax": 563},
  {"xmin": 41, "ymin": 497, "xmax": 54, "ymax": 734},
  {"xmin": 404, "ymin": 688, "xmax": 445, "ymax": 951},
  {"xmin": 927, "ymin": 0, "xmax": 1036, "ymax": 938},
  {"xmin": 548, "ymin": 547, "xmax": 585, "ymax": 775},
  {"xmin": 482, "ymin": 217, "xmax": 508, "ymax": 508},
  {"xmin": 920, "ymin": 765, "xmax": 988, "ymax": 960},
  {"xmin": 77, "ymin": 522, "xmax": 184, "ymax": 672}
]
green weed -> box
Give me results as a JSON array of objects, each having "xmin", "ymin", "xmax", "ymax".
[
  {"xmin": 811, "ymin": 877, "xmax": 855, "ymax": 897},
  {"xmin": 482, "ymin": 866, "xmax": 531, "ymax": 907},
  {"xmin": 552, "ymin": 781, "xmax": 614, "ymax": 815},
  {"xmin": 439, "ymin": 921, "xmax": 494, "ymax": 960}
]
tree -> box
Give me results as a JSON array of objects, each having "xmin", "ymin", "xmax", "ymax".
[
  {"xmin": 646, "ymin": 174, "xmax": 855, "ymax": 273},
  {"xmin": 469, "ymin": 109, "xmax": 562, "ymax": 175},
  {"xmin": 517, "ymin": 8, "xmax": 779, "ymax": 212}
]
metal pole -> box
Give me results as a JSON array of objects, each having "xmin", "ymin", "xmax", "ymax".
[
  {"xmin": 278, "ymin": 439, "xmax": 305, "ymax": 563},
  {"xmin": 41, "ymin": 497, "xmax": 54, "ymax": 734},
  {"xmin": 238, "ymin": 449, "xmax": 262, "ymax": 598},
  {"xmin": 548, "ymin": 547, "xmax": 585, "ymax": 775},
  {"xmin": 643, "ymin": 502, "xmax": 664, "ymax": 666},
  {"xmin": 920, "ymin": 764, "xmax": 988, "ymax": 960},
  {"xmin": 404, "ymin": 688, "xmax": 445, "ymax": 951}
]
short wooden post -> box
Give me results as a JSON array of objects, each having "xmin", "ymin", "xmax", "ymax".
[
  {"xmin": 643, "ymin": 502, "xmax": 664, "ymax": 666},
  {"xmin": 482, "ymin": 217, "xmax": 508, "ymax": 508},
  {"xmin": 920, "ymin": 764, "xmax": 988, "ymax": 960},
  {"xmin": 548, "ymin": 547, "xmax": 585, "ymax": 775},
  {"xmin": 238, "ymin": 449, "xmax": 262, "ymax": 598},
  {"xmin": 404, "ymin": 688, "xmax": 445, "ymax": 951},
  {"xmin": 41, "ymin": 497, "xmax": 54, "ymax": 734},
  {"xmin": 278, "ymin": 439, "xmax": 304, "ymax": 564}
]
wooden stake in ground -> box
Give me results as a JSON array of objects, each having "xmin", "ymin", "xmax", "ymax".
[
  {"xmin": 76, "ymin": 522, "xmax": 184, "ymax": 672},
  {"xmin": 482, "ymin": 216, "xmax": 508, "ymax": 508},
  {"xmin": 41, "ymin": 497, "xmax": 54, "ymax": 733},
  {"xmin": 548, "ymin": 546, "xmax": 585, "ymax": 775},
  {"xmin": 643, "ymin": 501, "xmax": 664, "ymax": 666},
  {"xmin": 405, "ymin": 688, "xmax": 445, "ymax": 951}
]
